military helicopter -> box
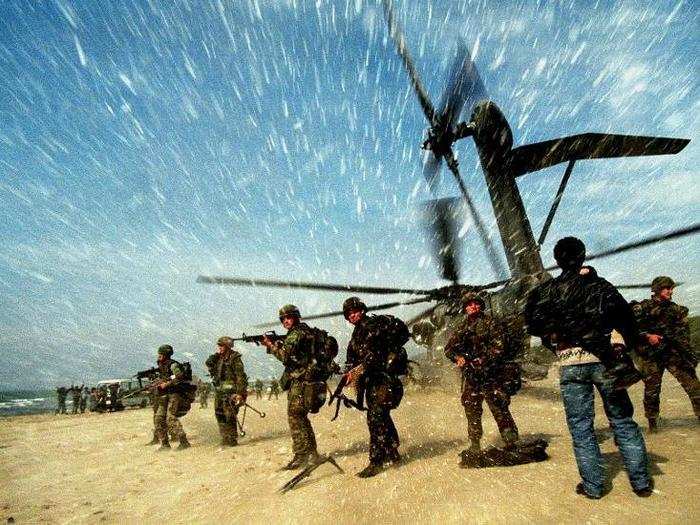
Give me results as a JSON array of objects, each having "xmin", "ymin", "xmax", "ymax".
[{"xmin": 197, "ymin": 0, "xmax": 696, "ymax": 368}]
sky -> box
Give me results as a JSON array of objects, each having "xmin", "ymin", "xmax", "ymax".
[{"xmin": 0, "ymin": 0, "xmax": 698, "ymax": 389}]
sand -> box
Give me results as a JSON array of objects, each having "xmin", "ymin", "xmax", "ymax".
[{"xmin": 1, "ymin": 374, "xmax": 698, "ymax": 524}]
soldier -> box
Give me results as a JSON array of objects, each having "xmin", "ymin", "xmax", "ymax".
[
  {"xmin": 199, "ymin": 382, "xmax": 210, "ymax": 409},
  {"xmin": 343, "ymin": 296, "xmax": 410, "ymax": 478},
  {"xmin": 55, "ymin": 386, "xmax": 68, "ymax": 415},
  {"xmin": 268, "ymin": 378, "xmax": 280, "ymax": 400},
  {"xmin": 444, "ymin": 292, "xmax": 519, "ymax": 458},
  {"xmin": 70, "ymin": 385, "xmax": 81, "ymax": 414},
  {"xmin": 526, "ymin": 237, "xmax": 651, "ymax": 499},
  {"xmin": 205, "ymin": 336, "xmax": 248, "ymax": 447},
  {"xmin": 261, "ymin": 304, "xmax": 323, "ymax": 470},
  {"xmin": 631, "ymin": 276, "xmax": 700, "ymax": 431},
  {"xmin": 79, "ymin": 385, "xmax": 89, "ymax": 413},
  {"xmin": 153, "ymin": 344, "xmax": 191, "ymax": 451},
  {"xmin": 253, "ymin": 379, "xmax": 264, "ymax": 400}
]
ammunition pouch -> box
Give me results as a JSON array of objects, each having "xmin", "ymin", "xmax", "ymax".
[
  {"xmin": 174, "ymin": 383, "xmax": 197, "ymax": 417},
  {"xmin": 368, "ymin": 376, "xmax": 403, "ymax": 410},
  {"xmin": 500, "ymin": 362, "xmax": 522, "ymax": 396},
  {"xmin": 302, "ymin": 381, "xmax": 327, "ymax": 414}
]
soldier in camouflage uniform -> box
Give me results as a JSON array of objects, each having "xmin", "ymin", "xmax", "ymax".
[
  {"xmin": 262, "ymin": 304, "xmax": 322, "ymax": 470},
  {"xmin": 199, "ymin": 382, "xmax": 210, "ymax": 409},
  {"xmin": 55, "ymin": 386, "xmax": 68, "ymax": 414},
  {"xmin": 445, "ymin": 292, "xmax": 519, "ymax": 456},
  {"xmin": 153, "ymin": 345, "xmax": 191, "ymax": 451},
  {"xmin": 343, "ymin": 297, "xmax": 410, "ymax": 478},
  {"xmin": 631, "ymin": 276, "xmax": 700, "ymax": 431},
  {"xmin": 253, "ymin": 379, "xmax": 264, "ymax": 399},
  {"xmin": 205, "ymin": 336, "xmax": 248, "ymax": 447},
  {"xmin": 268, "ymin": 378, "xmax": 280, "ymax": 400},
  {"xmin": 70, "ymin": 385, "xmax": 81, "ymax": 414}
]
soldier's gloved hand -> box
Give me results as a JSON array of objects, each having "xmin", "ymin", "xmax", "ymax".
[
  {"xmin": 646, "ymin": 334, "xmax": 663, "ymax": 346},
  {"xmin": 232, "ymin": 394, "xmax": 244, "ymax": 406},
  {"xmin": 455, "ymin": 356, "xmax": 467, "ymax": 368}
]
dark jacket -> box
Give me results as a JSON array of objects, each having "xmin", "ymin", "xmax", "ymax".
[{"xmin": 525, "ymin": 267, "xmax": 639, "ymax": 354}]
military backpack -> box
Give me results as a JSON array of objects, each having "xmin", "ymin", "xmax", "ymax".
[{"xmin": 308, "ymin": 327, "xmax": 339, "ymax": 381}]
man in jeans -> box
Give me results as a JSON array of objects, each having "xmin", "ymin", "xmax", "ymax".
[{"xmin": 526, "ymin": 237, "xmax": 652, "ymax": 498}]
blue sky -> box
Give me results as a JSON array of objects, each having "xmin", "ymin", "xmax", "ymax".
[{"xmin": 0, "ymin": 0, "xmax": 697, "ymax": 388}]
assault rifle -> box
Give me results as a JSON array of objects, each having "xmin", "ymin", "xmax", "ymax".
[
  {"xmin": 135, "ymin": 366, "xmax": 159, "ymax": 380},
  {"xmin": 233, "ymin": 331, "xmax": 287, "ymax": 346},
  {"xmin": 327, "ymin": 364, "xmax": 366, "ymax": 421}
]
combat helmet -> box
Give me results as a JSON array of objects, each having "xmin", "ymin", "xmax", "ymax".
[
  {"xmin": 342, "ymin": 296, "xmax": 367, "ymax": 319},
  {"xmin": 278, "ymin": 304, "xmax": 301, "ymax": 320},
  {"xmin": 157, "ymin": 344, "xmax": 174, "ymax": 357},
  {"xmin": 651, "ymin": 276, "xmax": 676, "ymax": 293},
  {"xmin": 553, "ymin": 236, "xmax": 586, "ymax": 270},
  {"xmin": 217, "ymin": 336, "xmax": 234, "ymax": 348},
  {"xmin": 461, "ymin": 291, "xmax": 486, "ymax": 309}
]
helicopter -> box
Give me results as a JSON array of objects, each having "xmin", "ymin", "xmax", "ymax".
[{"xmin": 197, "ymin": 0, "xmax": 696, "ymax": 370}]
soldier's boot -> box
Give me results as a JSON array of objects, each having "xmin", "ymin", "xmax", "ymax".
[
  {"xmin": 648, "ymin": 418, "xmax": 658, "ymax": 433},
  {"xmin": 502, "ymin": 429, "xmax": 519, "ymax": 450},
  {"xmin": 145, "ymin": 433, "xmax": 160, "ymax": 446},
  {"xmin": 157, "ymin": 440, "xmax": 171, "ymax": 451},
  {"xmin": 387, "ymin": 448, "xmax": 402, "ymax": 466},
  {"xmin": 357, "ymin": 463, "xmax": 384, "ymax": 478},
  {"xmin": 177, "ymin": 436, "xmax": 191, "ymax": 450},
  {"xmin": 467, "ymin": 439, "xmax": 481, "ymax": 455},
  {"xmin": 281, "ymin": 454, "xmax": 308, "ymax": 470}
]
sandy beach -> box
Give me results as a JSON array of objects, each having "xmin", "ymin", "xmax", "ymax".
[{"xmin": 1, "ymin": 373, "xmax": 698, "ymax": 524}]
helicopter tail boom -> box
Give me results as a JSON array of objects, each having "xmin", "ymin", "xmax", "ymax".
[{"xmin": 510, "ymin": 133, "xmax": 689, "ymax": 177}]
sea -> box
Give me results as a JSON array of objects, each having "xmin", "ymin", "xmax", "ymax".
[{"xmin": 0, "ymin": 390, "xmax": 66, "ymax": 417}]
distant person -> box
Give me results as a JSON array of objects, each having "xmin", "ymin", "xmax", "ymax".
[
  {"xmin": 55, "ymin": 387, "xmax": 68, "ymax": 414},
  {"xmin": 253, "ymin": 379, "xmax": 264, "ymax": 399},
  {"xmin": 89, "ymin": 388, "xmax": 99, "ymax": 412},
  {"xmin": 268, "ymin": 378, "xmax": 280, "ymax": 400},
  {"xmin": 631, "ymin": 276, "xmax": 700, "ymax": 431},
  {"xmin": 206, "ymin": 337, "xmax": 248, "ymax": 447},
  {"xmin": 71, "ymin": 385, "xmax": 81, "ymax": 414},
  {"xmin": 199, "ymin": 382, "xmax": 210, "ymax": 409},
  {"xmin": 108, "ymin": 383, "xmax": 120, "ymax": 412},
  {"xmin": 526, "ymin": 237, "xmax": 652, "ymax": 499},
  {"xmin": 79, "ymin": 385, "xmax": 89, "ymax": 413}
]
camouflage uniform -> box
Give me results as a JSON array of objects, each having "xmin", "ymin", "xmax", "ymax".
[
  {"xmin": 55, "ymin": 387, "xmax": 67, "ymax": 414},
  {"xmin": 71, "ymin": 387, "xmax": 81, "ymax": 414},
  {"xmin": 632, "ymin": 295, "xmax": 700, "ymax": 424},
  {"xmin": 206, "ymin": 348, "xmax": 248, "ymax": 446},
  {"xmin": 269, "ymin": 379, "xmax": 280, "ymax": 400},
  {"xmin": 268, "ymin": 322, "xmax": 320, "ymax": 462},
  {"xmin": 199, "ymin": 383, "xmax": 210, "ymax": 408},
  {"xmin": 254, "ymin": 379, "xmax": 264, "ymax": 399},
  {"xmin": 346, "ymin": 314, "xmax": 409, "ymax": 466},
  {"xmin": 444, "ymin": 312, "xmax": 519, "ymax": 448},
  {"xmin": 154, "ymin": 358, "xmax": 188, "ymax": 446}
]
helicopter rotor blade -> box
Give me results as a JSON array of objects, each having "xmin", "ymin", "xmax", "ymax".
[
  {"xmin": 382, "ymin": 0, "xmax": 436, "ymax": 124},
  {"xmin": 252, "ymin": 296, "xmax": 434, "ymax": 328},
  {"xmin": 406, "ymin": 304, "xmax": 438, "ymax": 327},
  {"xmin": 425, "ymin": 198, "xmax": 461, "ymax": 283},
  {"xmin": 422, "ymin": 150, "xmax": 443, "ymax": 191},
  {"xmin": 443, "ymin": 151, "xmax": 508, "ymax": 280},
  {"xmin": 196, "ymin": 275, "xmax": 433, "ymax": 296},
  {"xmin": 437, "ymin": 39, "xmax": 489, "ymax": 131},
  {"xmin": 544, "ymin": 223, "xmax": 700, "ymax": 271}
]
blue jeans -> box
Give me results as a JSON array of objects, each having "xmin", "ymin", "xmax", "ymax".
[{"xmin": 559, "ymin": 363, "xmax": 650, "ymax": 496}]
